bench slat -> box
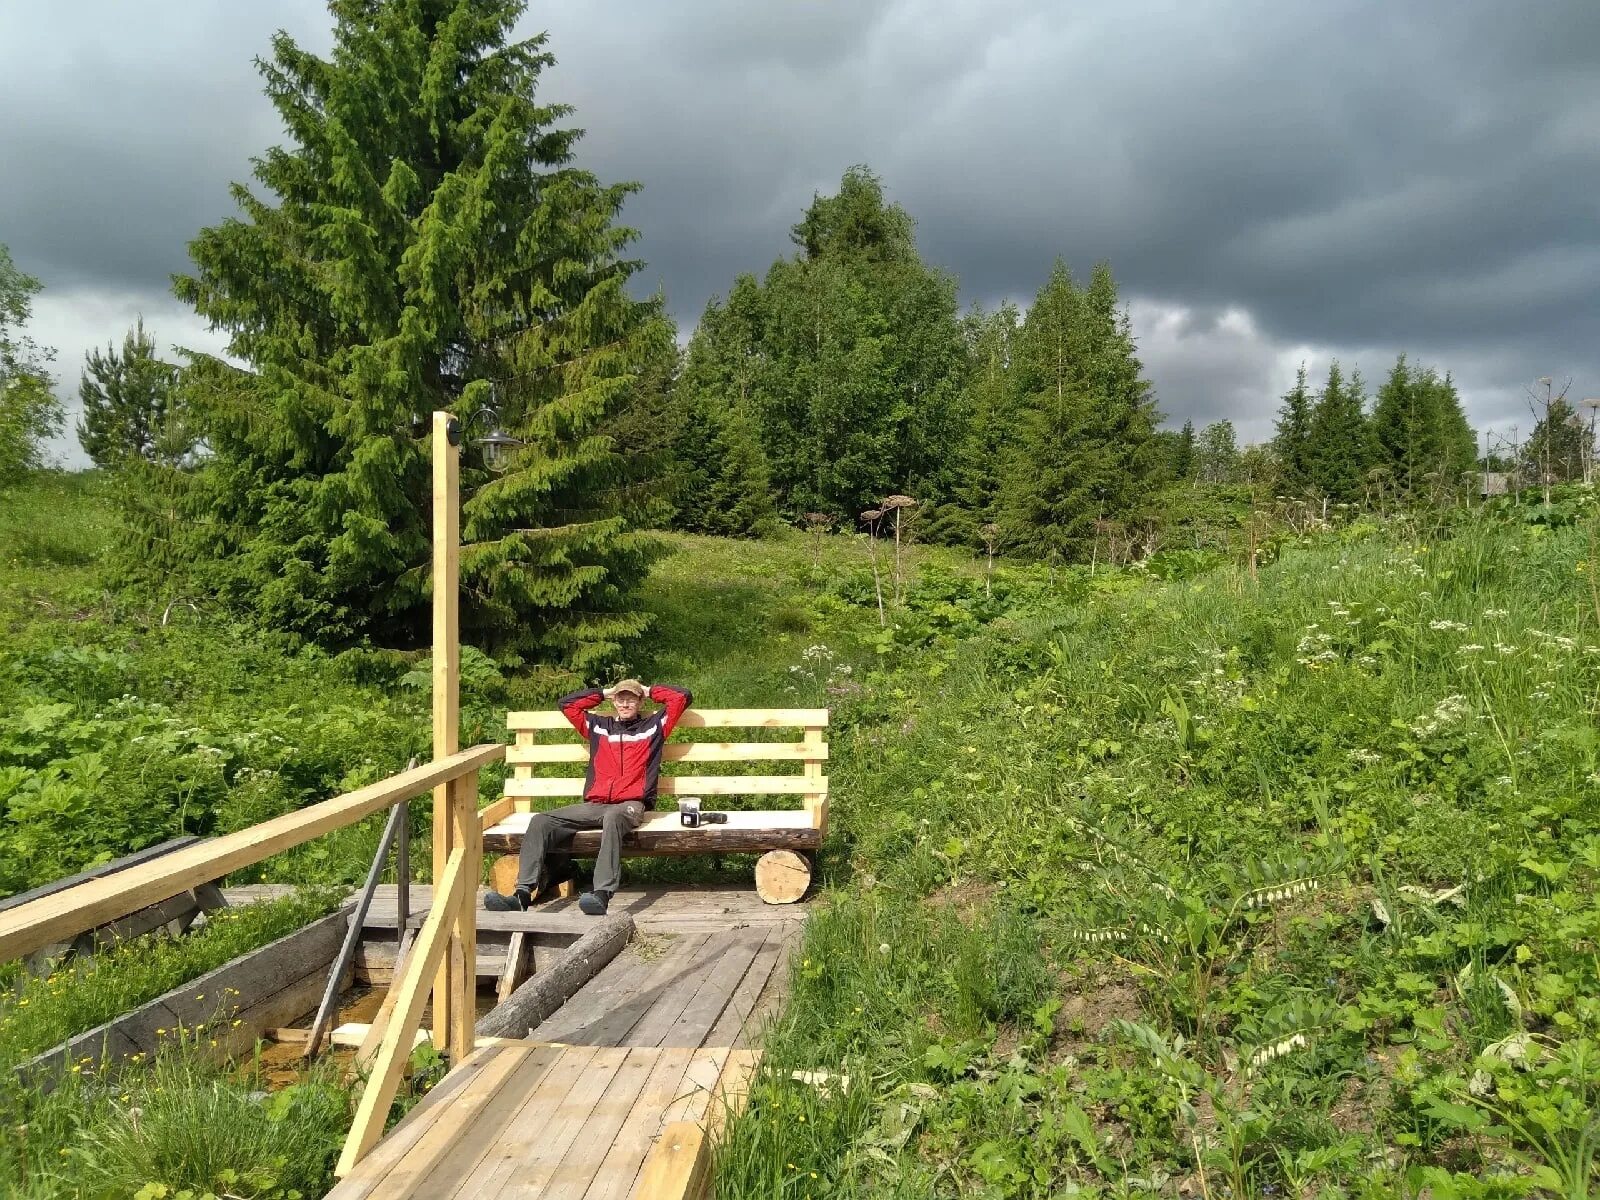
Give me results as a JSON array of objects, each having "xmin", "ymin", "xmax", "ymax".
[
  {"xmin": 506, "ymin": 742, "xmax": 826, "ymax": 764},
  {"xmin": 507, "ymin": 709, "xmax": 828, "ymax": 731},
  {"xmin": 481, "ymin": 810, "xmax": 823, "ymax": 857},
  {"xmin": 504, "ymin": 776, "xmax": 828, "ymax": 798}
]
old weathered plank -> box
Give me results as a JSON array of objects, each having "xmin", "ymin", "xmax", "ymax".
[
  {"xmin": 537, "ymin": 1047, "xmax": 657, "ymax": 1200},
  {"xmin": 573, "ymin": 934, "xmax": 718, "ymax": 1049},
  {"xmin": 656, "ymin": 930, "xmax": 767, "ymax": 1049},
  {"xmin": 532, "ymin": 940, "xmax": 672, "ymax": 1046},
  {"xmin": 704, "ymin": 926, "xmax": 787, "ymax": 1048}
]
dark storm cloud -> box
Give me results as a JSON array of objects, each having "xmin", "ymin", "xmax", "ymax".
[{"xmin": 2, "ymin": 0, "xmax": 1596, "ymax": 467}]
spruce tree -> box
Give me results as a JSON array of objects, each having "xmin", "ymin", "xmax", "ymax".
[
  {"xmin": 1523, "ymin": 394, "xmax": 1584, "ymax": 490},
  {"xmin": 946, "ymin": 302, "xmax": 1019, "ymax": 540},
  {"xmin": 1172, "ymin": 419, "xmax": 1197, "ymax": 481},
  {"xmin": 1273, "ymin": 363, "xmax": 1314, "ymax": 494},
  {"xmin": 1000, "ymin": 261, "xmax": 1159, "ymax": 558},
  {"xmin": 77, "ymin": 319, "xmax": 188, "ymax": 467},
  {"xmin": 159, "ymin": 0, "xmax": 661, "ymax": 665},
  {"xmin": 1305, "ymin": 360, "xmax": 1370, "ymax": 504},
  {"xmin": 1369, "ymin": 356, "xmax": 1475, "ymax": 501},
  {"xmin": 669, "ymin": 280, "xmax": 777, "ymax": 535},
  {"xmin": 0, "ymin": 244, "xmax": 60, "ymax": 488}
]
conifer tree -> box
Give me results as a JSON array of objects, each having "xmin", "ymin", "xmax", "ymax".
[
  {"xmin": 944, "ymin": 302, "xmax": 1018, "ymax": 541},
  {"xmin": 1369, "ymin": 355, "xmax": 1476, "ymax": 501},
  {"xmin": 1273, "ymin": 363, "xmax": 1315, "ymax": 494},
  {"xmin": 0, "ymin": 244, "xmax": 60, "ymax": 489},
  {"xmin": 1000, "ymin": 261, "xmax": 1159, "ymax": 558},
  {"xmin": 669, "ymin": 280, "xmax": 776, "ymax": 535},
  {"xmin": 1523, "ymin": 393, "xmax": 1584, "ymax": 491},
  {"xmin": 77, "ymin": 319, "xmax": 188, "ymax": 467},
  {"xmin": 1172, "ymin": 418, "xmax": 1197, "ymax": 482},
  {"xmin": 1305, "ymin": 360, "xmax": 1370, "ymax": 504},
  {"xmin": 157, "ymin": 0, "xmax": 661, "ymax": 665}
]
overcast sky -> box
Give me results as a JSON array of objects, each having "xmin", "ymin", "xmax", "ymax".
[{"xmin": 3, "ymin": 1, "xmax": 1597, "ymax": 467}]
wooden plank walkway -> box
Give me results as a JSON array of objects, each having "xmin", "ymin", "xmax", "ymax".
[
  {"xmin": 327, "ymin": 884, "xmax": 802, "ymax": 1200},
  {"xmin": 327, "ymin": 1042, "xmax": 759, "ymax": 1200}
]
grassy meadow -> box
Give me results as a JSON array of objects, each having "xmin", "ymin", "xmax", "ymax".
[{"xmin": 3, "ymin": 471, "xmax": 1600, "ymax": 1196}]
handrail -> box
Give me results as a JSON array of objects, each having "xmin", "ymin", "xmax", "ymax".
[
  {"xmin": 336, "ymin": 845, "xmax": 471, "ymax": 1177},
  {"xmin": 0, "ymin": 743, "xmax": 506, "ymax": 965}
]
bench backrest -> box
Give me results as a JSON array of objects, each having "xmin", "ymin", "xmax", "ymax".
[{"xmin": 504, "ymin": 708, "xmax": 830, "ymax": 829}]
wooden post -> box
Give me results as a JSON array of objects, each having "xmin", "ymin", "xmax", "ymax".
[
  {"xmin": 447, "ymin": 768, "xmax": 480, "ymax": 1063},
  {"xmin": 431, "ymin": 411, "xmax": 461, "ymax": 1052},
  {"xmin": 803, "ymin": 720, "xmax": 828, "ymax": 833}
]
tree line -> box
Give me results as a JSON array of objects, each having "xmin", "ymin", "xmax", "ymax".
[{"xmin": 0, "ymin": 0, "xmax": 1583, "ymax": 669}]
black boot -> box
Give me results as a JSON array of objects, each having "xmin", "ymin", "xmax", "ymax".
[
  {"xmin": 484, "ymin": 888, "xmax": 530, "ymax": 912},
  {"xmin": 578, "ymin": 890, "xmax": 611, "ymax": 916}
]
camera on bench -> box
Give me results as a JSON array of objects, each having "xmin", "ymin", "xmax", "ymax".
[{"xmin": 677, "ymin": 797, "xmax": 727, "ymax": 828}]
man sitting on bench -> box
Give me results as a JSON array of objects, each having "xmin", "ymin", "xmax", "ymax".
[{"xmin": 485, "ymin": 679, "xmax": 694, "ymax": 916}]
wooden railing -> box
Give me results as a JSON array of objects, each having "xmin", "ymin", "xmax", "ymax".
[{"xmin": 0, "ymin": 741, "xmax": 506, "ymax": 1179}]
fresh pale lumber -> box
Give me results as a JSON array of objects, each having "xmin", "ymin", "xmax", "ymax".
[
  {"xmin": 337, "ymin": 846, "xmax": 470, "ymax": 1177},
  {"xmin": 507, "ymin": 741, "xmax": 827, "ymax": 763},
  {"xmin": 754, "ymin": 850, "xmax": 811, "ymax": 905},
  {"xmin": 509, "ymin": 708, "xmax": 827, "ymax": 730},
  {"xmin": 475, "ymin": 912, "xmax": 635, "ymax": 1039},
  {"xmin": 505, "ymin": 775, "xmax": 826, "ymax": 798},
  {"xmin": 631, "ymin": 1121, "xmax": 711, "ymax": 1200},
  {"xmin": 0, "ymin": 744, "xmax": 504, "ymax": 964}
]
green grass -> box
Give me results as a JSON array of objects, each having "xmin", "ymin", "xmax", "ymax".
[
  {"xmin": 717, "ymin": 502, "xmax": 1600, "ymax": 1198},
  {"xmin": 11, "ymin": 469, "xmax": 1600, "ymax": 1196}
]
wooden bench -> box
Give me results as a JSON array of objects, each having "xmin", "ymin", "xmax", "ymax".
[{"xmin": 479, "ymin": 708, "xmax": 828, "ymax": 903}]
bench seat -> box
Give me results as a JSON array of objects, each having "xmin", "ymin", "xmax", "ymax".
[{"xmin": 481, "ymin": 808, "xmax": 823, "ymax": 857}]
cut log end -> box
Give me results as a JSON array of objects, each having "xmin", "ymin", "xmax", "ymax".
[{"xmin": 754, "ymin": 850, "xmax": 811, "ymax": 905}]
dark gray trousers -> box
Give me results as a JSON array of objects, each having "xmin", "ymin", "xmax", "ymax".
[{"xmin": 513, "ymin": 801, "xmax": 646, "ymax": 896}]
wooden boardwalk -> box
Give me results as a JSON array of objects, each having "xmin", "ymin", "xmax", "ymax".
[{"xmin": 327, "ymin": 885, "xmax": 801, "ymax": 1200}]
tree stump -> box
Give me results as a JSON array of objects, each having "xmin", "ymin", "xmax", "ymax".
[{"xmin": 754, "ymin": 850, "xmax": 811, "ymax": 905}]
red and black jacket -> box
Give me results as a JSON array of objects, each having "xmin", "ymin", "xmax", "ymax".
[{"xmin": 557, "ymin": 685, "xmax": 694, "ymax": 803}]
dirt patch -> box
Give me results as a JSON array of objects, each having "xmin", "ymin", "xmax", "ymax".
[
  {"xmin": 923, "ymin": 881, "xmax": 1000, "ymax": 924},
  {"xmin": 1051, "ymin": 969, "xmax": 1144, "ymax": 1062}
]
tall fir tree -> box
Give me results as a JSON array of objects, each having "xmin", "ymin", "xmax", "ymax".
[
  {"xmin": 156, "ymin": 0, "xmax": 662, "ymax": 666},
  {"xmin": 1369, "ymin": 355, "xmax": 1476, "ymax": 500},
  {"xmin": 942, "ymin": 301, "xmax": 1019, "ymax": 542},
  {"xmin": 1000, "ymin": 261, "xmax": 1159, "ymax": 558},
  {"xmin": 669, "ymin": 278, "xmax": 777, "ymax": 535},
  {"xmin": 77, "ymin": 319, "xmax": 188, "ymax": 467},
  {"xmin": 1305, "ymin": 360, "xmax": 1370, "ymax": 504},
  {"xmin": 1172, "ymin": 419, "xmax": 1197, "ymax": 481},
  {"xmin": 1272, "ymin": 363, "xmax": 1315, "ymax": 494}
]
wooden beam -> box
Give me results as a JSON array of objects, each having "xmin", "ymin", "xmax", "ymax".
[
  {"xmin": 474, "ymin": 912, "xmax": 634, "ymax": 1039},
  {"xmin": 804, "ymin": 725, "xmax": 828, "ymax": 832},
  {"xmin": 633, "ymin": 1120, "xmax": 711, "ymax": 1200},
  {"xmin": 0, "ymin": 745, "xmax": 504, "ymax": 965},
  {"xmin": 447, "ymin": 769, "xmax": 479, "ymax": 1064},
  {"xmin": 476, "ymin": 795, "xmax": 516, "ymax": 830},
  {"xmin": 505, "ymin": 775, "xmax": 826, "ymax": 798},
  {"xmin": 508, "ymin": 708, "xmax": 828, "ymax": 730},
  {"xmin": 431, "ymin": 410, "xmax": 461, "ymax": 1053},
  {"xmin": 336, "ymin": 845, "xmax": 468, "ymax": 1177}
]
